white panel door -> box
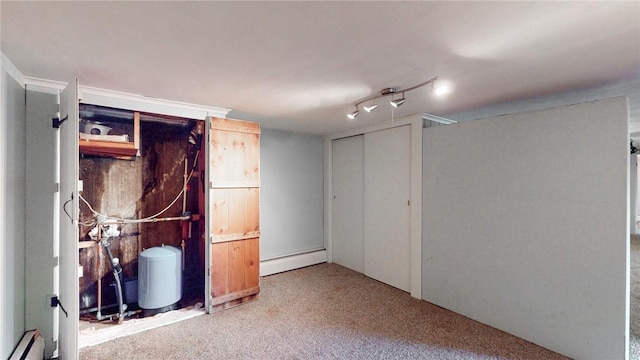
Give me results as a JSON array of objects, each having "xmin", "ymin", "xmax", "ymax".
[
  {"xmin": 58, "ymin": 79, "xmax": 79, "ymax": 359},
  {"xmin": 364, "ymin": 125, "xmax": 411, "ymax": 292},
  {"xmin": 332, "ymin": 135, "xmax": 364, "ymax": 273}
]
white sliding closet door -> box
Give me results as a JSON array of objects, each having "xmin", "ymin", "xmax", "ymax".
[
  {"xmin": 332, "ymin": 135, "xmax": 364, "ymax": 273},
  {"xmin": 364, "ymin": 125, "xmax": 411, "ymax": 292}
]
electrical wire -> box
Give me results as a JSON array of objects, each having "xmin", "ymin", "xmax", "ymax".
[
  {"xmin": 79, "ymin": 181, "xmax": 186, "ymax": 224},
  {"xmin": 79, "ymin": 219, "xmax": 97, "ymax": 228},
  {"xmin": 79, "ymin": 151, "xmax": 200, "ymax": 224}
]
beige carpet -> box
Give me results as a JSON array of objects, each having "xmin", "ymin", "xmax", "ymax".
[{"xmin": 81, "ymin": 263, "xmax": 569, "ymax": 359}]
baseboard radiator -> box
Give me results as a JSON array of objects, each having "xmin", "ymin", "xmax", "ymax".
[
  {"xmin": 260, "ymin": 249, "xmax": 327, "ymax": 276},
  {"xmin": 9, "ymin": 330, "xmax": 44, "ymax": 360}
]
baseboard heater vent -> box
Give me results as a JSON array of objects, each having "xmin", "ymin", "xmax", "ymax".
[{"xmin": 9, "ymin": 329, "xmax": 45, "ymax": 360}]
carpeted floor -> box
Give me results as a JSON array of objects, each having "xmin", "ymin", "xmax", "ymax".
[{"xmin": 81, "ymin": 263, "xmax": 571, "ymax": 359}]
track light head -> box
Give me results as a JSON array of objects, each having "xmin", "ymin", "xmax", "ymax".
[
  {"xmin": 347, "ymin": 76, "xmax": 445, "ymax": 119},
  {"xmin": 363, "ymin": 103, "xmax": 378, "ymax": 112},
  {"xmin": 390, "ymin": 94, "xmax": 406, "ymax": 108},
  {"xmin": 347, "ymin": 108, "xmax": 359, "ymax": 120}
]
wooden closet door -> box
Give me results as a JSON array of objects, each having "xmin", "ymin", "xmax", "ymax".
[{"xmin": 208, "ymin": 118, "xmax": 260, "ymax": 312}]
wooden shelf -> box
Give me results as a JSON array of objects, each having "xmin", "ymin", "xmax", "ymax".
[
  {"xmin": 79, "ymin": 140, "xmax": 137, "ymax": 158},
  {"xmin": 78, "ymin": 240, "xmax": 97, "ymax": 249},
  {"xmin": 79, "ymin": 111, "xmax": 140, "ymax": 159}
]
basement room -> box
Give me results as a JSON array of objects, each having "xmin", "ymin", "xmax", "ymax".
[{"xmin": 2, "ymin": 2, "xmax": 639, "ymax": 360}]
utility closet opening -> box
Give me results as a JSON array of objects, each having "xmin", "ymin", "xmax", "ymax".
[{"xmin": 77, "ymin": 104, "xmax": 207, "ymax": 343}]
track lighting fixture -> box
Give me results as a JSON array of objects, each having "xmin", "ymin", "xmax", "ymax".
[
  {"xmin": 347, "ymin": 107, "xmax": 359, "ymax": 120},
  {"xmin": 347, "ymin": 76, "xmax": 447, "ymax": 119},
  {"xmin": 390, "ymin": 93, "xmax": 406, "ymax": 108},
  {"xmin": 363, "ymin": 102, "xmax": 378, "ymax": 112}
]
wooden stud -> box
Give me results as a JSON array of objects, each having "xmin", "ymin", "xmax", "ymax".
[{"xmin": 133, "ymin": 111, "xmax": 140, "ymax": 152}]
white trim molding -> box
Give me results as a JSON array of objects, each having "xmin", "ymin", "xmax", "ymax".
[
  {"xmin": 79, "ymin": 86, "xmax": 231, "ymax": 120},
  {"xmin": 19, "ymin": 75, "xmax": 232, "ymax": 120},
  {"xmin": 260, "ymin": 250, "xmax": 327, "ymax": 276},
  {"xmin": 0, "ymin": 52, "xmax": 8, "ymax": 359},
  {"xmin": 1, "ymin": 53, "xmax": 25, "ymax": 88},
  {"xmin": 422, "ymin": 112, "xmax": 458, "ymax": 125},
  {"xmin": 24, "ymin": 77, "xmax": 67, "ymax": 94}
]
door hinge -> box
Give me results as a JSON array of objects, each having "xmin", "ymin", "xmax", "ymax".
[
  {"xmin": 52, "ymin": 115, "xmax": 68, "ymax": 129},
  {"xmin": 48, "ymin": 295, "xmax": 68, "ymax": 318}
]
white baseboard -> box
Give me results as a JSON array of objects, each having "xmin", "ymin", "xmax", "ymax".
[{"xmin": 260, "ymin": 250, "xmax": 327, "ymax": 276}]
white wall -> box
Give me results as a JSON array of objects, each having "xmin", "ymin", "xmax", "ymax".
[
  {"xmin": 445, "ymin": 73, "xmax": 640, "ymax": 124},
  {"xmin": 423, "ymin": 97, "xmax": 629, "ymax": 359},
  {"xmin": 1, "ymin": 54, "xmax": 27, "ymax": 358},
  {"xmin": 25, "ymin": 88, "xmax": 58, "ymax": 358},
  {"xmin": 632, "ymin": 155, "xmax": 638, "ymax": 234},
  {"xmin": 260, "ymin": 128, "xmax": 324, "ymax": 259},
  {"xmin": 447, "ymin": 74, "xmax": 640, "ymax": 236}
]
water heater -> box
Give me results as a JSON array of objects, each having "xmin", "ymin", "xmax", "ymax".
[{"xmin": 138, "ymin": 245, "xmax": 182, "ymax": 313}]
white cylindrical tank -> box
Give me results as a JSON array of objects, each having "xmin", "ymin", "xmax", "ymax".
[{"xmin": 138, "ymin": 245, "xmax": 182, "ymax": 310}]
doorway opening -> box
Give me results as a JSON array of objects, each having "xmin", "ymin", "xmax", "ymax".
[{"xmin": 76, "ymin": 104, "xmax": 207, "ymax": 347}]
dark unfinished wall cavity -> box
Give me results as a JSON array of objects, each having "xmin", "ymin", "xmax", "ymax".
[{"xmin": 78, "ymin": 116, "xmax": 202, "ymax": 310}]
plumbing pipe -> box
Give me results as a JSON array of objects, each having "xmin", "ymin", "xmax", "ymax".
[
  {"xmin": 80, "ymin": 303, "xmax": 118, "ymax": 315},
  {"xmin": 96, "ymin": 239, "xmax": 128, "ymax": 323},
  {"xmin": 96, "ymin": 224, "xmax": 102, "ymax": 321},
  {"xmin": 181, "ymin": 239, "xmax": 186, "ymax": 271},
  {"xmin": 104, "ymin": 242, "xmax": 125, "ymax": 323},
  {"xmin": 99, "ymin": 216, "xmax": 190, "ymax": 226},
  {"xmin": 180, "ymin": 157, "xmax": 188, "ymax": 270},
  {"xmin": 183, "ymin": 158, "xmax": 188, "ymax": 213}
]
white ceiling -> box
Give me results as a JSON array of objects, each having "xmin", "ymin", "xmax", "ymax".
[{"xmin": 2, "ymin": 1, "xmax": 639, "ymax": 135}]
